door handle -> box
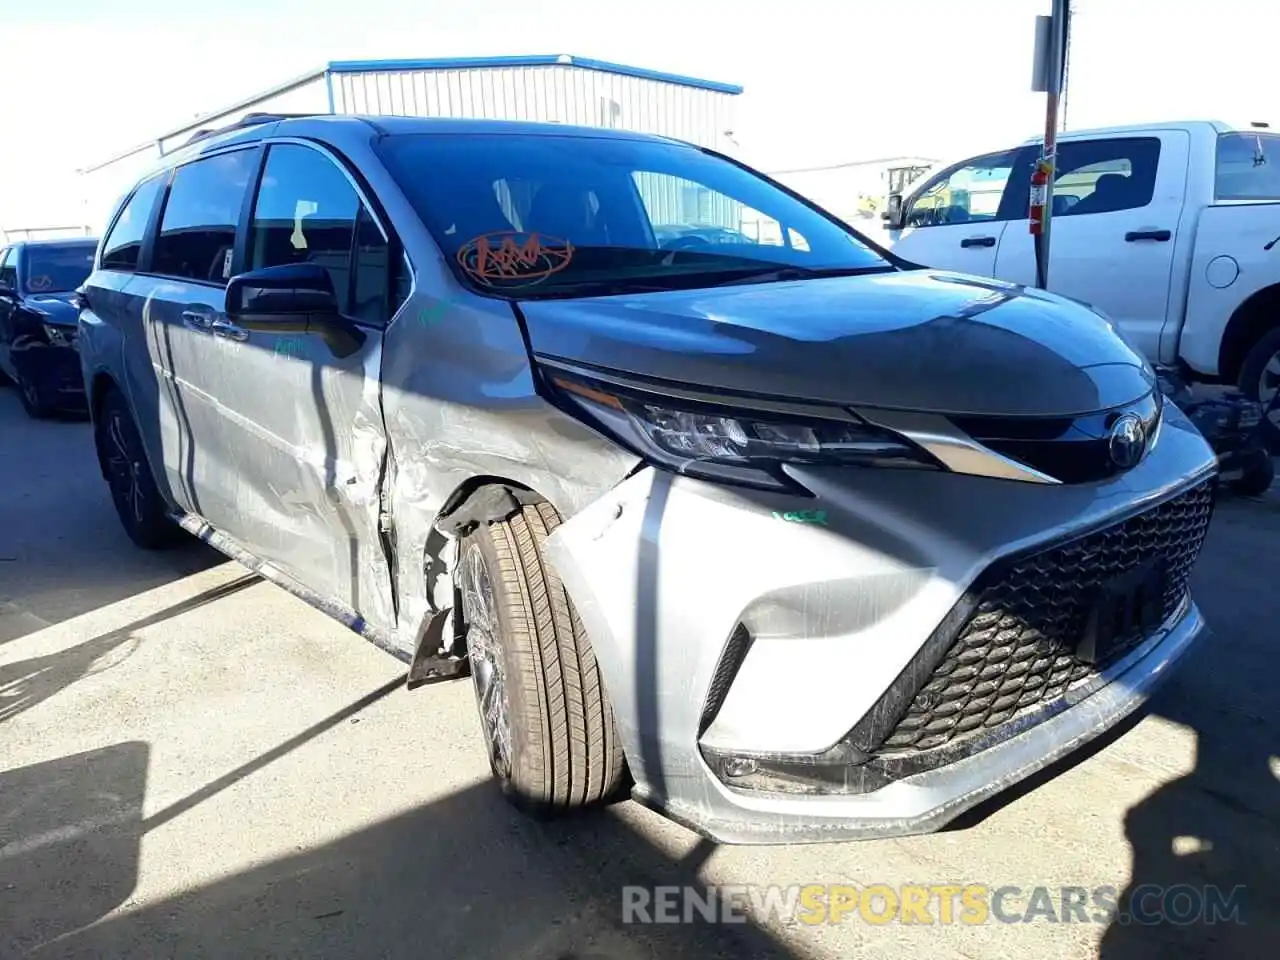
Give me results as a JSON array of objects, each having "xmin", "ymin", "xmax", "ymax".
[
  {"xmin": 1125, "ymin": 229, "xmax": 1171, "ymax": 242},
  {"xmin": 210, "ymin": 318, "xmax": 249, "ymax": 342},
  {"xmin": 181, "ymin": 310, "xmax": 214, "ymax": 332},
  {"xmin": 960, "ymin": 236, "xmax": 997, "ymax": 248}
]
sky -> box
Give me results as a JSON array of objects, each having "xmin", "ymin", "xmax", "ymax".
[{"xmin": 0, "ymin": 0, "xmax": 1275, "ymax": 231}]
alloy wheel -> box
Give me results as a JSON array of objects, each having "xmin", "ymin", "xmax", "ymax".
[
  {"xmin": 460, "ymin": 544, "xmax": 512, "ymax": 778},
  {"xmin": 105, "ymin": 412, "xmax": 146, "ymax": 525}
]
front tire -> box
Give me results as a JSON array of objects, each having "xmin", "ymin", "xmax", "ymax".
[
  {"xmin": 458, "ymin": 500, "xmax": 626, "ymax": 814},
  {"xmin": 96, "ymin": 388, "xmax": 183, "ymax": 549}
]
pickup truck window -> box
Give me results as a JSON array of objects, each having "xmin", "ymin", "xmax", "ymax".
[
  {"xmin": 1052, "ymin": 138, "xmax": 1160, "ymax": 216},
  {"xmin": 905, "ymin": 151, "xmax": 1018, "ymax": 228},
  {"xmin": 1215, "ymin": 132, "xmax": 1280, "ymax": 201}
]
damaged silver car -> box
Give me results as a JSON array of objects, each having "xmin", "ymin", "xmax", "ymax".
[{"xmin": 78, "ymin": 113, "xmax": 1218, "ymax": 844}]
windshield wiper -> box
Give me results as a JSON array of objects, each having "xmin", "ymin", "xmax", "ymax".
[{"xmin": 703, "ymin": 264, "xmax": 895, "ymax": 287}]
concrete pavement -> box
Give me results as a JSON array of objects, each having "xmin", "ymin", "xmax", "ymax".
[{"xmin": 1, "ymin": 386, "xmax": 1277, "ymax": 959}]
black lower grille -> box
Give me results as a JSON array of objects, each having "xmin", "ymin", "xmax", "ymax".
[{"xmin": 877, "ymin": 480, "xmax": 1214, "ymax": 756}]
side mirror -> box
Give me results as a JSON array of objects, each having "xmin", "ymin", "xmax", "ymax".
[
  {"xmin": 226, "ymin": 263, "xmax": 364, "ymax": 357},
  {"xmin": 883, "ymin": 193, "xmax": 905, "ymax": 230},
  {"xmin": 0, "ymin": 280, "xmax": 15, "ymax": 298}
]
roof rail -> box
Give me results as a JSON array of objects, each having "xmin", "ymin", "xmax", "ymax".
[{"xmin": 180, "ymin": 112, "xmax": 320, "ymax": 149}]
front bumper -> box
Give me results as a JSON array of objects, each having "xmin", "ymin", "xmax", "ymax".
[{"xmin": 545, "ymin": 401, "xmax": 1218, "ymax": 843}]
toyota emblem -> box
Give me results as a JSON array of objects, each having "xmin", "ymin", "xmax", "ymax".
[{"xmin": 1109, "ymin": 413, "xmax": 1147, "ymax": 470}]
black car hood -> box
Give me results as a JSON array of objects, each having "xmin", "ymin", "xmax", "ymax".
[
  {"xmin": 24, "ymin": 293, "xmax": 79, "ymax": 325},
  {"xmin": 519, "ymin": 269, "xmax": 1155, "ymax": 417}
]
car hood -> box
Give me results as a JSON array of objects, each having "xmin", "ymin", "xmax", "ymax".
[
  {"xmin": 518, "ymin": 269, "xmax": 1155, "ymax": 417},
  {"xmin": 24, "ymin": 293, "xmax": 79, "ymax": 325}
]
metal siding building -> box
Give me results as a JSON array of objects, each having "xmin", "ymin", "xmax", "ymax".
[{"xmin": 78, "ymin": 55, "xmax": 742, "ymax": 234}]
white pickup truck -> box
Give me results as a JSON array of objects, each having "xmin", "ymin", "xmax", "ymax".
[{"xmin": 883, "ymin": 120, "xmax": 1280, "ymax": 434}]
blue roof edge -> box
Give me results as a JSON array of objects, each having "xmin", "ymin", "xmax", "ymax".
[{"xmin": 325, "ymin": 54, "xmax": 743, "ymax": 95}]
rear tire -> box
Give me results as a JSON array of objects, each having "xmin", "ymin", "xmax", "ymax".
[
  {"xmin": 1237, "ymin": 326, "xmax": 1280, "ymax": 451},
  {"xmin": 457, "ymin": 500, "xmax": 626, "ymax": 814},
  {"xmin": 96, "ymin": 388, "xmax": 183, "ymax": 549}
]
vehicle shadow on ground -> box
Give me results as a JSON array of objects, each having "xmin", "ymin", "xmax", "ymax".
[
  {"xmin": 1097, "ymin": 494, "xmax": 1280, "ymax": 958},
  {"xmin": 0, "ymin": 390, "xmax": 225, "ymax": 645},
  {"xmin": 0, "ymin": 741, "xmax": 149, "ymax": 958},
  {"xmin": 0, "ymin": 574, "xmax": 258, "ymax": 725},
  {"xmin": 4, "ymin": 692, "xmax": 797, "ymax": 960}
]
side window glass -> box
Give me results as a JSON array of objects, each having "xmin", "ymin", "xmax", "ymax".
[
  {"xmin": 906, "ymin": 152, "xmax": 1016, "ymax": 228},
  {"xmin": 250, "ymin": 143, "xmax": 364, "ymax": 316},
  {"xmin": 102, "ymin": 175, "xmax": 166, "ymax": 271},
  {"xmin": 153, "ymin": 150, "xmax": 256, "ymax": 284},
  {"xmin": 1053, "ymin": 138, "xmax": 1160, "ymax": 216}
]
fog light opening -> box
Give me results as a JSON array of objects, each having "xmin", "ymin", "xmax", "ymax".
[{"xmin": 721, "ymin": 756, "xmax": 758, "ymax": 779}]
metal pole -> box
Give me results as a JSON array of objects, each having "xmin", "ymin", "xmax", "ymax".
[{"xmin": 1032, "ymin": 0, "xmax": 1071, "ymax": 289}]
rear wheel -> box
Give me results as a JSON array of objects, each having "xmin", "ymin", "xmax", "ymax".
[
  {"xmin": 457, "ymin": 500, "xmax": 626, "ymax": 814},
  {"xmin": 1237, "ymin": 327, "xmax": 1280, "ymax": 451},
  {"xmin": 96, "ymin": 388, "xmax": 183, "ymax": 549}
]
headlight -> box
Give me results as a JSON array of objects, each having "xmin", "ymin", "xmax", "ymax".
[{"xmin": 543, "ymin": 366, "xmax": 942, "ymax": 492}]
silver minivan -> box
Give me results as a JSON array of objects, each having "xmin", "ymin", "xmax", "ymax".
[{"xmin": 79, "ymin": 113, "xmax": 1218, "ymax": 844}]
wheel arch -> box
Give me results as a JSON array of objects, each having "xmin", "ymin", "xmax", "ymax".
[
  {"xmin": 1218, "ymin": 282, "xmax": 1280, "ymax": 385},
  {"xmin": 434, "ymin": 475, "xmax": 562, "ymax": 538}
]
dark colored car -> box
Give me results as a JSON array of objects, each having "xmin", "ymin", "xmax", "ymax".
[{"xmin": 0, "ymin": 238, "xmax": 98, "ymax": 417}]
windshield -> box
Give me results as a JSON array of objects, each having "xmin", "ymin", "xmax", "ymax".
[
  {"xmin": 376, "ymin": 132, "xmax": 892, "ymax": 299},
  {"xmin": 21, "ymin": 243, "xmax": 97, "ymax": 294}
]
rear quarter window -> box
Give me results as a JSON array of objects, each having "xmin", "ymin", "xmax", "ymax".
[{"xmin": 1215, "ymin": 132, "xmax": 1280, "ymax": 201}]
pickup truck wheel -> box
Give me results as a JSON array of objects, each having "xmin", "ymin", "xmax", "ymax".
[
  {"xmin": 458, "ymin": 501, "xmax": 626, "ymax": 815},
  {"xmin": 96, "ymin": 388, "xmax": 183, "ymax": 549},
  {"xmin": 1238, "ymin": 327, "xmax": 1280, "ymax": 450}
]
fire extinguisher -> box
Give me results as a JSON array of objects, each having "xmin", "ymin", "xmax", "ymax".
[{"xmin": 1029, "ymin": 158, "xmax": 1051, "ymax": 236}]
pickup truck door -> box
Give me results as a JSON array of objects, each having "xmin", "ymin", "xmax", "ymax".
[
  {"xmin": 887, "ymin": 149, "xmax": 1026, "ymax": 276},
  {"xmin": 992, "ymin": 132, "xmax": 1190, "ymax": 361}
]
